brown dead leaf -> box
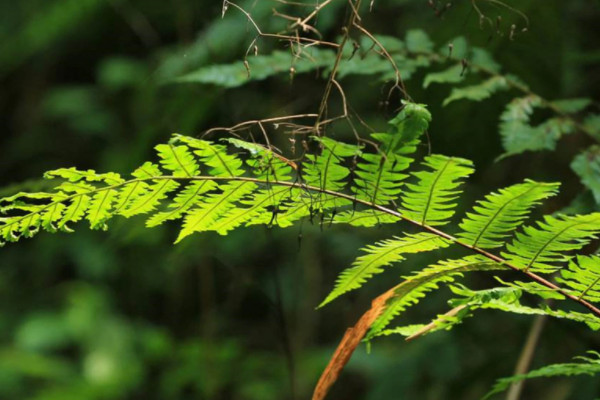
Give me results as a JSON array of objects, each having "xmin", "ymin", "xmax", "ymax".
[{"xmin": 311, "ymin": 286, "xmax": 396, "ymax": 400}]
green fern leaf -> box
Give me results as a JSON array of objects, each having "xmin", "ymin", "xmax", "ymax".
[
  {"xmin": 401, "ymin": 154, "xmax": 474, "ymax": 226},
  {"xmin": 175, "ymin": 135, "xmax": 244, "ymax": 177},
  {"xmin": 226, "ymin": 138, "xmax": 295, "ymax": 181},
  {"xmin": 303, "ymin": 137, "xmax": 360, "ymax": 193},
  {"xmin": 176, "ymin": 181, "xmax": 257, "ymax": 242},
  {"xmin": 319, "ymin": 233, "xmax": 451, "ymax": 307},
  {"xmin": 87, "ymin": 189, "xmax": 118, "ymax": 230},
  {"xmin": 443, "ymin": 76, "xmax": 508, "ymax": 106},
  {"xmin": 58, "ymin": 194, "xmax": 91, "ymax": 231},
  {"xmin": 44, "ymin": 168, "xmax": 124, "ymax": 185},
  {"xmin": 499, "ymin": 96, "xmax": 577, "ymax": 157},
  {"xmin": 366, "ymin": 255, "xmax": 506, "ymax": 339},
  {"xmin": 458, "ymin": 180, "xmax": 560, "ymax": 248},
  {"xmin": 119, "ymin": 179, "xmax": 180, "ymax": 218},
  {"xmin": 375, "ymin": 102, "xmax": 431, "ymax": 152},
  {"xmin": 332, "ymin": 210, "xmax": 401, "ymax": 227},
  {"xmin": 423, "ymin": 64, "xmax": 464, "ymax": 88},
  {"xmin": 146, "ymin": 181, "xmax": 217, "ymax": 227},
  {"xmin": 155, "ymin": 143, "xmax": 199, "ymax": 177},
  {"xmin": 484, "ymin": 352, "xmax": 600, "ymax": 399},
  {"xmin": 212, "ymin": 186, "xmax": 292, "ymax": 234},
  {"xmin": 556, "ymin": 255, "xmax": 600, "ymax": 302},
  {"xmin": 503, "ymin": 213, "xmax": 600, "ymax": 273},
  {"xmin": 448, "ymin": 285, "xmax": 600, "ymax": 330}
]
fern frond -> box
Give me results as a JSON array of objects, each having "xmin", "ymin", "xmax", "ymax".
[
  {"xmin": 146, "ymin": 181, "xmax": 217, "ymax": 227},
  {"xmin": 319, "ymin": 233, "xmax": 451, "ymax": 307},
  {"xmin": 443, "ymin": 76, "xmax": 508, "ymax": 106},
  {"xmin": 226, "ymin": 138, "xmax": 295, "ymax": 181},
  {"xmin": 484, "ymin": 352, "xmax": 600, "ymax": 399},
  {"xmin": 303, "ymin": 137, "xmax": 361, "ymax": 192},
  {"xmin": 366, "ymin": 255, "xmax": 506, "ymax": 340},
  {"xmin": 175, "ymin": 135, "xmax": 244, "ymax": 177},
  {"xmin": 155, "ymin": 143, "xmax": 200, "ymax": 177},
  {"xmin": 503, "ymin": 213, "xmax": 600, "ymax": 273},
  {"xmin": 448, "ymin": 285, "xmax": 600, "ymax": 330},
  {"xmin": 119, "ymin": 180, "xmax": 180, "ymax": 218},
  {"xmin": 352, "ymin": 103, "xmax": 430, "ymax": 205},
  {"xmin": 175, "ymin": 181, "xmax": 257, "ymax": 242},
  {"xmin": 556, "ymin": 255, "xmax": 600, "ymax": 302},
  {"xmin": 385, "ymin": 285, "xmax": 600, "ymax": 340},
  {"xmin": 400, "ymin": 154, "xmax": 474, "ymax": 226},
  {"xmin": 458, "ymin": 180, "xmax": 560, "ymax": 248},
  {"xmin": 332, "ymin": 210, "xmax": 400, "ymax": 227}
]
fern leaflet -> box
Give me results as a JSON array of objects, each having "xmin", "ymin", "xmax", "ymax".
[{"xmin": 458, "ymin": 180, "xmax": 559, "ymax": 248}]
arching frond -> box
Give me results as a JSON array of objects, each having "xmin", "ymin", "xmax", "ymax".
[
  {"xmin": 319, "ymin": 233, "xmax": 451, "ymax": 307},
  {"xmin": 366, "ymin": 256, "xmax": 506, "ymax": 340},
  {"xmin": 400, "ymin": 155, "xmax": 474, "ymax": 226},
  {"xmin": 458, "ymin": 180, "xmax": 559, "ymax": 248}
]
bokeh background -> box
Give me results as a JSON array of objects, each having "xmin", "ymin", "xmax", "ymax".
[{"xmin": 1, "ymin": 1, "xmax": 599, "ymax": 399}]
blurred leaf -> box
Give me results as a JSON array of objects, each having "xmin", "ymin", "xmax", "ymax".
[
  {"xmin": 16, "ymin": 313, "xmax": 70, "ymax": 351},
  {"xmin": 423, "ymin": 64, "xmax": 464, "ymax": 88},
  {"xmin": 97, "ymin": 58, "xmax": 147, "ymax": 90},
  {"xmin": 572, "ymin": 146, "xmax": 600, "ymax": 204},
  {"xmin": 550, "ymin": 98, "xmax": 592, "ymax": 114},
  {"xmin": 405, "ymin": 29, "xmax": 433, "ymax": 53},
  {"xmin": 443, "ymin": 76, "xmax": 508, "ymax": 106}
]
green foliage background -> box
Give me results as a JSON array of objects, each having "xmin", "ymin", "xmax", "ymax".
[{"xmin": 0, "ymin": 0, "xmax": 599, "ymax": 399}]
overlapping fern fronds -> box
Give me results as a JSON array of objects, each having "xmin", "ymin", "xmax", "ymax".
[{"xmin": 3, "ymin": 102, "xmax": 600, "ymax": 397}]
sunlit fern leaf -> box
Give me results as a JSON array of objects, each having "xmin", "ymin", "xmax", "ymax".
[
  {"xmin": 226, "ymin": 138, "xmax": 295, "ymax": 181},
  {"xmin": 155, "ymin": 143, "xmax": 199, "ymax": 177},
  {"xmin": 59, "ymin": 194, "xmax": 91, "ymax": 231},
  {"xmin": 333, "ymin": 210, "xmax": 400, "ymax": 227},
  {"xmin": 352, "ymin": 103, "xmax": 429, "ymax": 205},
  {"xmin": 503, "ymin": 213, "xmax": 600, "ymax": 273},
  {"xmin": 303, "ymin": 137, "xmax": 361, "ymax": 192},
  {"xmin": 556, "ymin": 255, "xmax": 600, "ymax": 303},
  {"xmin": 175, "ymin": 181, "xmax": 257, "ymax": 242},
  {"xmin": 276, "ymin": 193, "xmax": 352, "ymax": 228},
  {"xmin": 484, "ymin": 352, "xmax": 600, "ymax": 399},
  {"xmin": 113, "ymin": 163, "xmax": 161, "ymax": 213},
  {"xmin": 352, "ymin": 152, "xmax": 412, "ymax": 205},
  {"xmin": 213, "ymin": 186, "xmax": 293, "ymax": 234},
  {"xmin": 40, "ymin": 202, "xmax": 66, "ymax": 233},
  {"xmin": 319, "ymin": 233, "xmax": 451, "ymax": 307},
  {"xmin": 458, "ymin": 180, "xmax": 560, "ymax": 248},
  {"xmin": 174, "ymin": 135, "xmax": 244, "ymax": 177},
  {"xmin": 366, "ymin": 256, "xmax": 506, "ymax": 340},
  {"xmin": 400, "ymin": 154, "xmax": 474, "ymax": 226},
  {"xmin": 87, "ymin": 189, "xmax": 119, "ymax": 230},
  {"xmin": 146, "ymin": 180, "xmax": 217, "ymax": 227},
  {"xmin": 43, "ymin": 168, "xmax": 124, "ymax": 185},
  {"xmin": 119, "ymin": 179, "xmax": 180, "ymax": 218}
]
